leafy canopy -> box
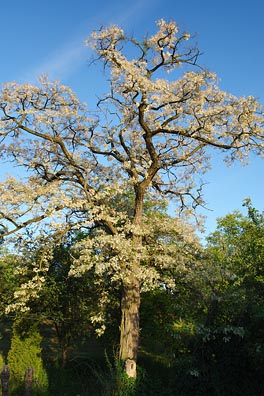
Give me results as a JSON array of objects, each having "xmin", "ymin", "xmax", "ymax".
[{"xmin": 0, "ymin": 20, "xmax": 263, "ymax": 314}]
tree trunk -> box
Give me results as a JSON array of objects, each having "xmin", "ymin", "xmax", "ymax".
[
  {"xmin": 61, "ymin": 345, "xmax": 69, "ymax": 368},
  {"xmin": 0, "ymin": 365, "xmax": 10, "ymax": 396},
  {"xmin": 24, "ymin": 367, "xmax": 34, "ymax": 396},
  {"xmin": 118, "ymin": 183, "xmax": 144, "ymax": 378},
  {"xmin": 119, "ymin": 278, "xmax": 140, "ymax": 378}
]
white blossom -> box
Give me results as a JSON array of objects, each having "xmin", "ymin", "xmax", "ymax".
[{"xmin": 0, "ymin": 19, "xmax": 263, "ymax": 324}]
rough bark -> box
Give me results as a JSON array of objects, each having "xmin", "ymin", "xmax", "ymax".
[
  {"xmin": 119, "ymin": 278, "xmax": 141, "ymax": 378},
  {"xmin": 24, "ymin": 367, "xmax": 34, "ymax": 396},
  {"xmin": 118, "ymin": 184, "xmax": 146, "ymax": 378}
]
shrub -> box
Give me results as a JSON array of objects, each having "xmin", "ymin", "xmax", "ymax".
[
  {"xmin": 7, "ymin": 327, "xmax": 48, "ymax": 395},
  {"xmin": 0, "ymin": 352, "xmax": 5, "ymax": 370}
]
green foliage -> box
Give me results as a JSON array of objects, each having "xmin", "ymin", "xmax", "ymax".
[
  {"xmin": 0, "ymin": 351, "xmax": 5, "ymax": 369},
  {"xmin": 0, "ymin": 202, "xmax": 262, "ymax": 395},
  {"xmin": 7, "ymin": 324, "xmax": 48, "ymax": 396},
  {"xmin": 0, "ymin": 251, "xmax": 20, "ymax": 314},
  {"xmin": 195, "ymin": 200, "xmax": 264, "ymax": 395},
  {"xmin": 92, "ymin": 354, "xmax": 138, "ymax": 396},
  {"xmin": 205, "ymin": 200, "xmax": 264, "ymax": 334},
  {"xmin": 16, "ymin": 240, "xmax": 98, "ymax": 366},
  {"xmin": 137, "ymin": 202, "xmax": 264, "ymax": 395}
]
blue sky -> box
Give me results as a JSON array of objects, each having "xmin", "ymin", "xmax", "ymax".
[{"xmin": 0, "ymin": 0, "xmax": 263, "ymax": 236}]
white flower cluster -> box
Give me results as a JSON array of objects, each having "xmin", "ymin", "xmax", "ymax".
[{"xmin": 0, "ymin": 19, "xmax": 263, "ymax": 323}]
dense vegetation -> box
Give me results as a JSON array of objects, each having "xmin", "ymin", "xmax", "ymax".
[{"xmin": 0, "ymin": 200, "xmax": 263, "ymax": 395}]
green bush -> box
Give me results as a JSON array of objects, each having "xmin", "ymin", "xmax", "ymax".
[
  {"xmin": 7, "ymin": 327, "xmax": 48, "ymax": 395},
  {"xmin": 91, "ymin": 354, "xmax": 138, "ymax": 396},
  {"xmin": 0, "ymin": 352, "xmax": 5, "ymax": 369}
]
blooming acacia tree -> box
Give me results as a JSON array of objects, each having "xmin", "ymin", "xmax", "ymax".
[{"xmin": 0, "ymin": 20, "xmax": 263, "ymax": 377}]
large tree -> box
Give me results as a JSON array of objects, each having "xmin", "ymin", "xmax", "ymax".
[{"xmin": 0, "ymin": 20, "xmax": 263, "ymax": 377}]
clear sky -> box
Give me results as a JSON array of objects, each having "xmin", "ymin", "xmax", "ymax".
[{"xmin": 0, "ymin": 0, "xmax": 263, "ymax": 237}]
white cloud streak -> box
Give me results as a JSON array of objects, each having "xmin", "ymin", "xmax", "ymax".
[
  {"xmin": 23, "ymin": 39, "xmax": 89, "ymax": 83},
  {"xmin": 23, "ymin": 0, "xmax": 153, "ymax": 83}
]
